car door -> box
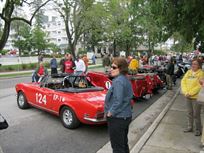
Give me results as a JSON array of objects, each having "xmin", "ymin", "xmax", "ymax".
[{"xmin": 33, "ymin": 86, "xmax": 54, "ymax": 110}]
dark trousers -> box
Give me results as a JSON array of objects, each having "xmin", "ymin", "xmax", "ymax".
[
  {"xmin": 51, "ymin": 68, "xmax": 58, "ymax": 75},
  {"xmin": 107, "ymin": 117, "xmax": 132, "ymax": 153}
]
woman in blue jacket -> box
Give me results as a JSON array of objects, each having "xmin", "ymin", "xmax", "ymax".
[{"xmin": 105, "ymin": 57, "xmax": 133, "ymax": 153}]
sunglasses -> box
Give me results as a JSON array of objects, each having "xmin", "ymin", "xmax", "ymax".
[{"xmin": 111, "ymin": 66, "xmax": 118, "ymax": 70}]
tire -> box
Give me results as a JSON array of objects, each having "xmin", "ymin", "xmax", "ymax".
[
  {"xmin": 60, "ymin": 106, "xmax": 80, "ymax": 129},
  {"xmin": 17, "ymin": 91, "xmax": 30, "ymax": 109}
]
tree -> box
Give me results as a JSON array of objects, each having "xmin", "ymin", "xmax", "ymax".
[
  {"xmin": 104, "ymin": 0, "xmax": 133, "ymax": 56},
  {"xmin": 82, "ymin": 2, "xmax": 108, "ymax": 52},
  {"xmin": 54, "ymin": 0, "xmax": 95, "ymax": 58},
  {"xmin": 0, "ymin": 0, "xmax": 51, "ymax": 50},
  {"xmin": 48, "ymin": 42, "xmax": 60, "ymax": 53},
  {"xmin": 12, "ymin": 21, "xmax": 32, "ymax": 55},
  {"xmin": 148, "ymin": 0, "xmax": 204, "ymax": 52},
  {"xmin": 31, "ymin": 26, "xmax": 48, "ymax": 54},
  {"xmin": 33, "ymin": 0, "xmax": 45, "ymax": 27},
  {"xmin": 170, "ymin": 32, "xmax": 193, "ymax": 53},
  {"xmin": 130, "ymin": 0, "xmax": 169, "ymax": 52}
]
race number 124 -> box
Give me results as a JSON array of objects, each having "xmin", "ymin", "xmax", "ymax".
[{"xmin": 36, "ymin": 93, "xmax": 47, "ymax": 105}]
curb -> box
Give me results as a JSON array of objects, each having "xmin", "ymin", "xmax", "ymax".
[{"xmin": 130, "ymin": 88, "xmax": 181, "ymax": 153}]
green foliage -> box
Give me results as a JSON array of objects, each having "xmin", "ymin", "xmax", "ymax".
[
  {"xmin": 12, "ymin": 21, "xmax": 33, "ymax": 54},
  {"xmin": 0, "ymin": 63, "xmax": 38, "ymax": 72},
  {"xmin": 0, "ymin": 0, "xmax": 51, "ymax": 51},
  {"xmin": 31, "ymin": 26, "xmax": 48, "ymax": 54},
  {"xmin": 43, "ymin": 62, "xmax": 50, "ymax": 68},
  {"xmin": 54, "ymin": 0, "xmax": 99, "ymax": 58},
  {"xmin": 78, "ymin": 50, "xmax": 87, "ymax": 56},
  {"xmin": 0, "ymin": 50, "xmax": 8, "ymax": 55},
  {"xmin": 153, "ymin": 50, "xmax": 166, "ymax": 55},
  {"xmin": 148, "ymin": 0, "xmax": 204, "ymax": 51},
  {"xmin": 47, "ymin": 43, "xmax": 60, "ymax": 52},
  {"xmin": 21, "ymin": 63, "xmax": 28, "ymax": 70}
]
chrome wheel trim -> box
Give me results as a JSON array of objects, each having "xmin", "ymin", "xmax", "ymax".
[
  {"xmin": 63, "ymin": 109, "xmax": 73, "ymax": 126},
  {"xmin": 18, "ymin": 94, "xmax": 25, "ymax": 107}
]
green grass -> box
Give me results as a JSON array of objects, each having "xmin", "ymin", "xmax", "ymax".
[
  {"xmin": 0, "ymin": 65, "xmax": 102, "ymax": 78},
  {"xmin": 0, "ymin": 72, "xmax": 33, "ymax": 78}
]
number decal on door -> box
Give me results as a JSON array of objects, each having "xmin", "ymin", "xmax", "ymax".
[{"xmin": 36, "ymin": 93, "xmax": 47, "ymax": 105}]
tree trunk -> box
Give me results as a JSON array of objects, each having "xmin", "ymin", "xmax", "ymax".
[
  {"xmin": 92, "ymin": 44, "xmax": 95, "ymax": 53},
  {"xmin": 0, "ymin": 22, "xmax": 11, "ymax": 50},
  {"xmin": 70, "ymin": 43, "xmax": 76, "ymax": 60},
  {"xmin": 126, "ymin": 41, "xmax": 130, "ymax": 57},
  {"xmin": 19, "ymin": 49, "xmax": 22, "ymax": 56},
  {"xmin": 113, "ymin": 39, "xmax": 116, "ymax": 57},
  {"xmin": 148, "ymin": 39, "xmax": 151, "ymax": 52}
]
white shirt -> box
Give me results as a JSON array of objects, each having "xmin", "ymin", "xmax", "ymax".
[{"xmin": 75, "ymin": 59, "xmax": 86, "ymax": 72}]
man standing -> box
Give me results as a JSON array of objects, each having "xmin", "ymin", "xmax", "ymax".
[
  {"xmin": 50, "ymin": 54, "xmax": 58, "ymax": 75},
  {"xmin": 75, "ymin": 55, "xmax": 86, "ymax": 75},
  {"xmin": 165, "ymin": 58, "xmax": 174, "ymax": 90},
  {"xmin": 102, "ymin": 54, "xmax": 111, "ymax": 73}
]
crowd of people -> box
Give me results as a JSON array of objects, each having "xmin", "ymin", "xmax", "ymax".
[{"xmin": 32, "ymin": 53, "xmax": 91, "ymax": 82}]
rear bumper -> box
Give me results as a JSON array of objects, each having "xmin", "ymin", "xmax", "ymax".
[{"xmin": 84, "ymin": 117, "xmax": 106, "ymax": 123}]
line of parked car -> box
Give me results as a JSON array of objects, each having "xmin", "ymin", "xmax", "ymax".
[{"xmin": 15, "ymin": 64, "xmax": 168, "ymax": 129}]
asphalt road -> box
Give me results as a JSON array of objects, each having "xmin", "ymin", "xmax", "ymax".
[{"xmin": 0, "ymin": 73, "xmax": 166, "ymax": 153}]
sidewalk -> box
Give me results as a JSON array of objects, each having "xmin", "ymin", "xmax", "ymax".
[
  {"xmin": 97, "ymin": 85, "xmax": 180, "ymax": 153},
  {"xmin": 134, "ymin": 92, "xmax": 203, "ymax": 153}
]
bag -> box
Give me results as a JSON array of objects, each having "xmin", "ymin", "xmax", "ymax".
[
  {"xmin": 197, "ymin": 88, "xmax": 204, "ymax": 105},
  {"xmin": 0, "ymin": 114, "xmax": 8, "ymax": 130}
]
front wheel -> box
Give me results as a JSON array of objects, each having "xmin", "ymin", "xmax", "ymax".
[
  {"xmin": 60, "ymin": 106, "xmax": 80, "ymax": 129},
  {"xmin": 17, "ymin": 91, "xmax": 30, "ymax": 109}
]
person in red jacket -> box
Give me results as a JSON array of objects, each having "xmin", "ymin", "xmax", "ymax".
[
  {"xmin": 64, "ymin": 54, "xmax": 75, "ymax": 74},
  {"xmin": 33, "ymin": 62, "xmax": 48, "ymax": 82}
]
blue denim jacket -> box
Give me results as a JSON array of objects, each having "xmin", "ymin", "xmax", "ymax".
[{"xmin": 105, "ymin": 74, "xmax": 133, "ymax": 118}]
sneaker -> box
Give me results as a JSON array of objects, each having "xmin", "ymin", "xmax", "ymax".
[{"xmin": 195, "ymin": 130, "xmax": 201, "ymax": 136}]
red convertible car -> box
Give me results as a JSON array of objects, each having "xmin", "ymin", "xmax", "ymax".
[{"xmin": 16, "ymin": 74, "xmax": 106, "ymax": 129}]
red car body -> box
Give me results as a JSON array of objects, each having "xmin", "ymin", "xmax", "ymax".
[
  {"xmin": 87, "ymin": 71, "xmax": 148, "ymax": 99},
  {"xmin": 15, "ymin": 75, "xmax": 107, "ymax": 129}
]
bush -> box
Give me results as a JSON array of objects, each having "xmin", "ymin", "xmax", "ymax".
[
  {"xmin": 21, "ymin": 64, "xmax": 28, "ymax": 70},
  {"xmin": 7, "ymin": 66, "xmax": 15, "ymax": 71},
  {"xmin": 153, "ymin": 50, "xmax": 166, "ymax": 55},
  {"xmin": 78, "ymin": 50, "xmax": 87, "ymax": 56},
  {"xmin": 44, "ymin": 62, "xmax": 50, "ymax": 68},
  {"xmin": 0, "ymin": 50, "xmax": 8, "ymax": 55},
  {"xmin": 29, "ymin": 63, "xmax": 37, "ymax": 69}
]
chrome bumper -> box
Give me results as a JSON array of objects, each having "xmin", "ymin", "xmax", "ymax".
[{"xmin": 84, "ymin": 117, "xmax": 106, "ymax": 122}]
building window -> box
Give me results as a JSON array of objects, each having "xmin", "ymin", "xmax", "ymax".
[
  {"xmin": 58, "ymin": 31, "xmax": 61, "ymax": 34},
  {"xmin": 58, "ymin": 39, "xmax": 61, "ymax": 42}
]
